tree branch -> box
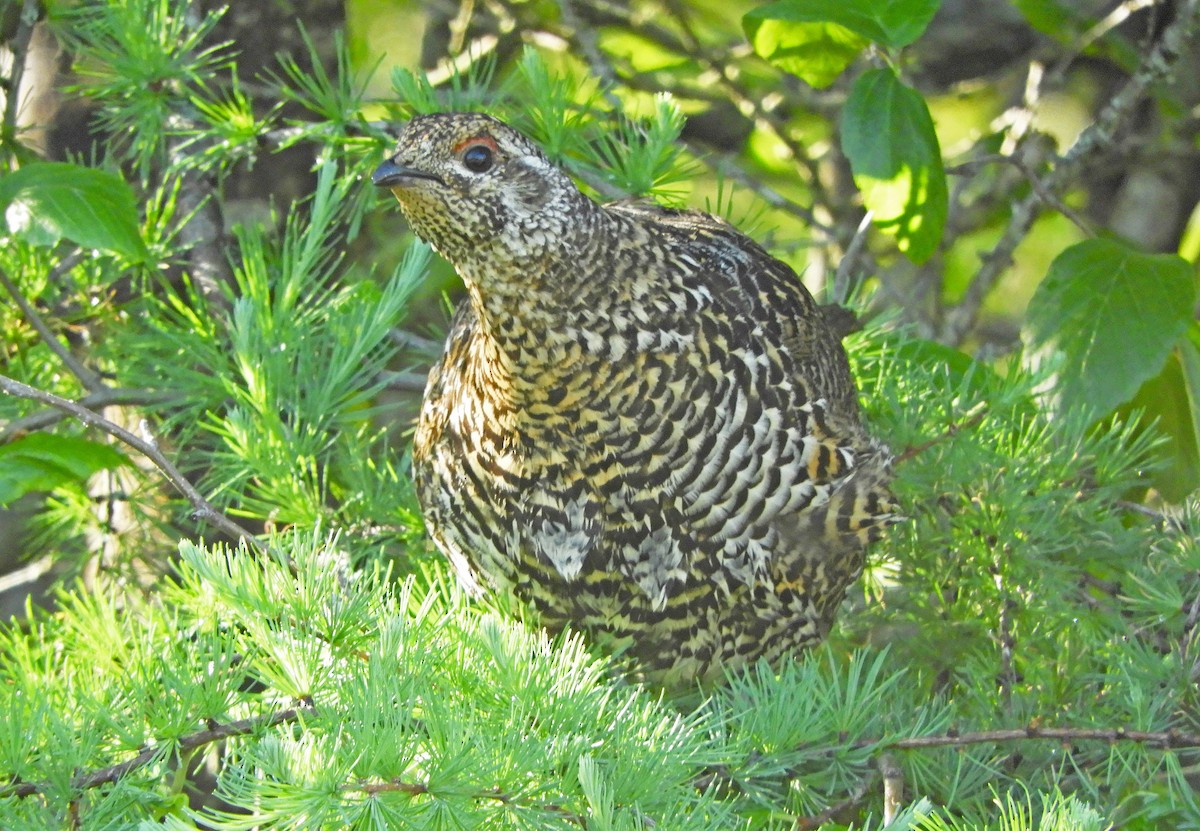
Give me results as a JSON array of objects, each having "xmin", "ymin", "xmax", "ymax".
[
  {"xmin": 0, "ymin": 259, "xmax": 106, "ymax": 392},
  {"xmin": 941, "ymin": 0, "xmax": 1200, "ymax": 344},
  {"xmin": 793, "ymin": 773, "xmax": 874, "ymax": 830},
  {"xmin": 1, "ymin": 0, "xmax": 40, "ymax": 150},
  {"xmin": 1, "ymin": 706, "xmax": 309, "ymax": 798},
  {"xmin": 378, "ymin": 370, "xmax": 430, "ymax": 393},
  {"xmin": 0, "ymin": 387, "xmax": 178, "ymax": 443},
  {"xmin": 353, "ymin": 779, "xmax": 589, "ymax": 826},
  {"xmin": 877, "ymin": 724, "xmax": 1200, "ymax": 751},
  {"xmin": 0, "ymin": 374, "xmax": 263, "ymax": 551}
]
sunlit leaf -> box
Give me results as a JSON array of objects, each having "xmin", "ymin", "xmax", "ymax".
[
  {"xmin": 0, "ymin": 162, "xmax": 149, "ymax": 261},
  {"xmin": 743, "ymin": 12, "xmax": 867, "ymax": 88},
  {"xmin": 842, "ymin": 69, "xmax": 947, "ymax": 262},
  {"xmin": 0, "ymin": 433, "xmax": 128, "ymax": 506},
  {"xmin": 743, "ymin": 0, "xmax": 941, "ymax": 86}
]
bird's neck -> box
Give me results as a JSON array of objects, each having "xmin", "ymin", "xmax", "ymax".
[{"xmin": 457, "ymin": 204, "xmax": 624, "ymax": 362}]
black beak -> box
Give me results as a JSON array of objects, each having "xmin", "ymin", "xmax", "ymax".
[{"xmin": 372, "ymin": 159, "xmax": 444, "ymax": 188}]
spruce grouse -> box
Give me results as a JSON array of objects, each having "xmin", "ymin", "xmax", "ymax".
[{"xmin": 374, "ymin": 112, "xmax": 896, "ymax": 686}]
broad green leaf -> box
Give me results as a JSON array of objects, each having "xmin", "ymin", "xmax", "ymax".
[
  {"xmin": 842, "ymin": 69, "xmax": 947, "ymax": 262},
  {"xmin": 0, "ymin": 162, "xmax": 149, "ymax": 261},
  {"xmin": 1123, "ymin": 342, "xmax": 1200, "ymax": 501},
  {"xmin": 743, "ymin": 13, "xmax": 867, "ymax": 88},
  {"xmin": 0, "ymin": 433, "xmax": 128, "ymax": 506},
  {"xmin": 743, "ymin": 0, "xmax": 941, "ymax": 83},
  {"xmin": 1027, "ymin": 238, "xmax": 1196, "ymax": 419},
  {"xmin": 1014, "ymin": 0, "xmax": 1080, "ymax": 39},
  {"xmin": 1185, "ymin": 323, "xmax": 1200, "ymax": 425}
]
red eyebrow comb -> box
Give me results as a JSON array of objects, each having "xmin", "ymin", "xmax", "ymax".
[{"xmin": 452, "ymin": 135, "xmax": 499, "ymax": 154}]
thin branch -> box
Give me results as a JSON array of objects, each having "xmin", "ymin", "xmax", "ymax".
[
  {"xmin": 833, "ymin": 211, "xmax": 874, "ymax": 304},
  {"xmin": 531, "ymin": 0, "xmax": 840, "ymax": 235},
  {"xmin": 378, "ymin": 370, "xmax": 430, "ymax": 393},
  {"xmin": 352, "ymin": 779, "xmax": 589, "ymax": 826},
  {"xmin": 1013, "ymin": 154, "xmax": 1097, "ymax": 237},
  {"xmin": 793, "ymin": 773, "xmax": 875, "ymax": 830},
  {"xmin": 2, "ymin": 706, "xmax": 309, "ymax": 798},
  {"xmin": 1183, "ymin": 582, "xmax": 1200, "ymax": 639},
  {"xmin": 1043, "ymin": 0, "xmax": 1160, "ymax": 88},
  {"xmin": 0, "ymin": 374, "xmax": 263, "ymax": 551},
  {"xmin": 876, "ymin": 724, "xmax": 1200, "ymax": 751},
  {"xmin": 685, "ymin": 143, "xmax": 829, "ymax": 237},
  {"xmin": 660, "ymin": 0, "xmax": 832, "ymax": 206},
  {"xmin": 878, "ymin": 753, "xmax": 904, "ymax": 826},
  {"xmin": 0, "ymin": 259, "xmax": 106, "ymax": 392},
  {"xmin": 995, "ymin": 589, "xmax": 1017, "ymax": 712},
  {"xmin": 389, "ymin": 328, "xmax": 443, "ymax": 354},
  {"xmin": 2, "ymin": 0, "xmax": 40, "ymax": 150},
  {"xmin": 895, "ymin": 404, "xmax": 988, "ymax": 465},
  {"xmin": 556, "ymin": 0, "xmax": 625, "ymax": 114},
  {"xmin": 942, "ymin": 0, "xmax": 1200, "ymax": 344},
  {"xmin": 0, "ymin": 387, "xmax": 177, "ymax": 443}
]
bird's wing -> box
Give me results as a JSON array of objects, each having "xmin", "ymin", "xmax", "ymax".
[{"xmin": 599, "ymin": 202, "xmax": 890, "ymax": 592}]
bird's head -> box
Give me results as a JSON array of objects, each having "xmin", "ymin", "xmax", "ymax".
[{"xmin": 373, "ymin": 113, "xmax": 591, "ymax": 270}]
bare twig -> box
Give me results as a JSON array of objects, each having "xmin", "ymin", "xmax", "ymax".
[
  {"xmin": 557, "ymin": 0, "xmax": 625, "ymax": 113},
  {"xmin": 895, "ymin": 404, "xmax": 988, "ymax": 465},
  {"xmin": 999, "ymin": 60, "xmax": 1045, "ymax": 157},
  {"xmin": 1013, "ymin": 154, "xmax": 1097, "ymax": 237},
  {"xmin": 833, "ymin": 211, "xmax": 874, "ymax": 304},
  {"xmin": 661, "ymin": 0, "xmax": 832, "ymax": 204},
  {"xmin": 2, "ymin": 706, "xmax": 310, "ymax": 798},
  {"xmin": 1183, "ymin": 583, "xmax": 1200, "ymax": 639},
  {"xmin": 1043, "ymin": 0, "xmax": 1160, "ymax": 88},
  {"xmin": 995, "ymin": 585, "xmax": 1017, "ymax": 711},
  {"xmin": 878, "ymin": 753, "xmax": 904, "ymax": 825},
  {"xmin": 353, "ymin": 780, "xmax": 589, "ymax": 826},
  {"xmin": 0, "ymin": 374, "xmax": 263, "ymax": 550},
  {"xmin": 378, "ymin": 370, "xmax": 430, "ymax": 393},
  {"xmin": 793, "ymin": 774, "xmax": 874, "ymax": 830},
  {"xmin": 942, "ymin": 0, "xmax": 1200, "ymax": 344},
  {"xmin": 875, "ymin": 724, "xmax": 1200, "ymax": 751},
  {"xmin": 0, "ymin": 387, "xmax": 177, "ymax": 443},
  {"xmin": 686, "ymin": 143, "xmax": 829, "ymax": 236},
  {"xmin": 389, "ymin": 328, "xmax": 443, "ymax": 354},
  {"xmin": 0, "ymin": 260, "xmax": 106, "ymax": 391},
  {"xmin": 2, "ymin": 0, "xmax": 40, "ymax": 150}
]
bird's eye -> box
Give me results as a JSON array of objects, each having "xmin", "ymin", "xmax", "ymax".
[{"xmin": 462, "ymin": 143, "xmax": 494, "ymax": 173}]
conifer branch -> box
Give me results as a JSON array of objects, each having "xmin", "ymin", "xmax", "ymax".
[
  {"xmin": 1, "ymin": 706, "xmax": 309, "ymax": 799},
  {"xmin": 0, "ymin": 374, "xmax": 263, "ymax": 551},
  {"xmin": 353, "ymin": 780, "xmax": 589, "ymax": 826},
  {"xmin": 793, "ymin": 774, "xmax": 874, "ymax": 830},
  {"xmin": 896, "ymin": 404, "xmax": 988, "ymax": 465}
]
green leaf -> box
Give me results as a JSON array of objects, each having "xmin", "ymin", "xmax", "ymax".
[
  {"xmin": 743, "ymin": 0, "xmax": 941, "ymax": 85},
  {"xmin": 1027, "ymin": 238, "xmax": 1196, "ymax": 419},
  {"xmin": 0, "ymin": 433, "xmax": 128, "ymax": 506},
  {"xmin": 842, "ymin": 69, "xmax": 947, "ymax": 262},
  {"xmin": 1014, "ymin": 0, "xmax": 1081, "ymax": 39},
  {"xmin": 0, "ymin": 162, "xmax": 149, "ymax": 261},
  {"xmin": 1124, "ymin": 341, "xmax": 1200, "ymax": 501},
  {"xmin": 743, "ymin": 12, "xmax": 867, "ymax": 88}
]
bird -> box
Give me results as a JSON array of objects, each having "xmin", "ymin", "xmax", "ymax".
[{"xmin": 373, "ymin": 112, "xmax": 897, "ymax": 687}]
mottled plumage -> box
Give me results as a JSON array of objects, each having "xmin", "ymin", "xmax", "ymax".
[{"xmin": 374, "ymin": 113, "xmax": 896, "ymax": 685}]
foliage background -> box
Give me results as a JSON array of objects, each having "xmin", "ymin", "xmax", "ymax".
[{"xmin": 1, "ymin": 0, "xmax": 1200, "ymax": 828}]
